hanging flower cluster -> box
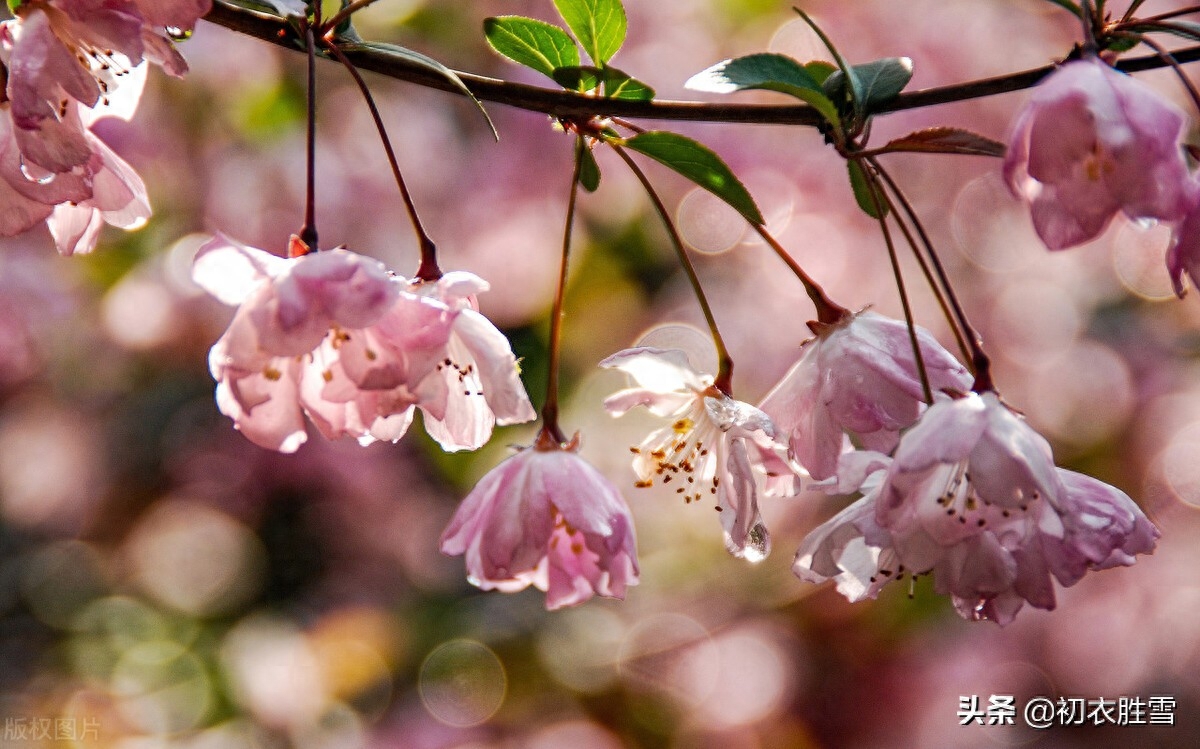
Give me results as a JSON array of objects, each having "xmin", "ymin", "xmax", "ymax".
[
  {"xmin": 192, "ymin": 234, "xmax": 534, "ymax": 454},
  {"xmin": 1003, "ymin": 54, "xmax": 1200, "ymax": 299},
  {"xmin": 0, "ymin": 0, "xmax": 208, "ymax": 253},
  {"xmin": 793, "ymin": 393, "xmax": 1159, "ymax": 625},
  {"xmin": 0, "ymin": 0, "xmax": 1173, "ymax": 622}
]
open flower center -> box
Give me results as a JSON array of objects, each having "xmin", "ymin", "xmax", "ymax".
[{"xmin": 629, "ymin": 399, "xmax": 720, "ymax": 505}]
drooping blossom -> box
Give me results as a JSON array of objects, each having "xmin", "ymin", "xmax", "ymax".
[
  {"xmin": 793, "ymin": 450, "xmax": 894, "ymax": 603},
  {"xmin": 407, "ymin": 272, "xmax": 537, "ymax": 451},
  {"xmin": 193, "ymin": 234, "xmax": 454, "ymax": 452},
  {"xmin": 794, "ymin": 391, "xmax": 1159, "ymax": 625},
  {"xmin": 601, "ymin": 346, "xmax": 792, "ymax": 562},
  {"xmin": 0, "ymin": 0, "xmax": 208, "ymax": 171},
  {"xmin": 440, "ymin": 431, "xmax": 639, "ymax": 610},
  {"xmin": 1004, "ymin": 56, "xmax": 1192, "ymax": 250},
  {"xmin": 0, "ymin": 46, "xmax": 149, "ymax": 250},
  {"xmin": 759, "ymin": 310, "xmax": 971, "ymax": 481}
]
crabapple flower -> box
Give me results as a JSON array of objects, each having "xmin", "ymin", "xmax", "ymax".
[
  {"xmin": 440, "ymin": 433, "xmax": 639, "ymax": 610},
  {"xmin": 407, "ymin": 272, "xmax": 536, "ymax": 451},
  {"xmin": 793, "ymin": 451, "xmax": 895, "ymax": 603},
  {"xmin": 759, "ymin": 310, "xmax": 971, "ymax": 481},
  {"xmin": 870, "ymin": 391, "xmax": 1156, "ymax": 625},
  {"xmin": 193, "ymin": 235, "xmax": 454, "ymax": 452},
  {"xmin": 1004, "ymin": 57, "xmax": 1192, "ymax": 250},
  {"xmin": 601, "ymin": 346, "xmax": 789, "ymax": 562}
]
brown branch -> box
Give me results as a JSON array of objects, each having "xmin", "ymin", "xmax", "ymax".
[{"xmin": 204, "ymin": 1, "xmax": 1200, "ymax": 127}]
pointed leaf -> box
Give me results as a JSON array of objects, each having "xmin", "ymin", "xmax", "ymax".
[
  {"xmin": 553, "ymin": 65, "xmax": 653, "ymax": 100},
  {"xmin": 483, "ymin": 16, "xmax": 580, "ymax": 80},
  {"xmin": 823, "ymin": 57, "xmax": 914, "ymax": 112},
  {"xmin": 847, "ymin": 160, "xmax": 886, "ymax": 219},
  {"xmin": 553, "ymin": 0, "xmax": 627, "ymax": 65},
  {"xmin": 579, "ymin": 143, "xmax": 601, "ymax": 192},
  {"xmin": 804, "ymin": 61, "xmax": 837, "ymax": 85},
  {"xmin": 686, "ymin": 53, "xmax": 839, "ymax": 126},
  {"xmin": 552, "ymin": 65, "xmax": 602, "ymax": 92},
  {"xmin": 602, "ymin": 66, "xmax": 655, "ymax": 101},
  {"xmin": 624, "ymin": 131, "xmax": 763, "ymax": 225},
  {"xmin": 875, "ymin": 127, "xmax": 1006, "ymax": 157},
  {"xmin": 342, "ymin": 41, "xmax": 496, "ymax": 139}
]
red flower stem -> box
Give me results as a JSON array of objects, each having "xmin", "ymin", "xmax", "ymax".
[
  {"xmin": 750, "ymin": 223, "xmax": 848, "ymax": 325},
  {"xmin": 867, "ymin": 158, "xmax": 973, "ymax": 366},
  {"xmin": 868, "ymin": 160, "xmax": 993, "ymax": 391},
  {"xmin": 541, "ymin": 137, "xmax": 586, "ymax": 445},
  {"xmin": 1081, "ymin": 0, "xmax": 1100, "ymax": 56},
  {"xmin": 323, "ymin": 39, "xmax": 441, "ymax": 280},
  {"xmin": 299, "ymin": 21, "xmax": 319, "ymax": 251},
  {"xmin": 612, "ymin": 144, "xmax": 735, "ymax": 395},
  {"xmin": 859, "ymin": 163, "xmax": 934, "ymax": 404}
]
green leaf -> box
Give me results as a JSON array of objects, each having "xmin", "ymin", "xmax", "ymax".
[
  {"xmin": 823, "ymin": 57, "xmax": 914, "ymax": 112},
  {"xmin": 804, "ymin": 61, "xmax": 838, "ymax": 85},
  {"xmin": 553, "ymin": 0, "xmax": 628, "ymax": 65},
  {"xmin": 874, "ymin": 127, "xmax": 1006, "ymax": 158},
  {"xmin": 793, "ymin": 7, "xmax": 863, "ymax": 122},
  {"xmin": 552, "ymin": 66, "xmax": 602, "ymax": 92},
  {"xmin": 579, "ymin": 144, "xmax": 601, "ymax": 192},
  {"xmin": 483, "ymin": 16, "xmax": 580, "ymax": 80},
  {"xmin": 341, "ymin": 41, "xmax": 496, "ymax": 139},
  {"xmin": 555, "ymin": 65, "xmax": 654, "ymax": 100},
  {"xmin": 847, "ymin": 160, "xmax": 886, "ymax": 219},
  {"xmin": 7, "ymin": 0, "xmax": 24, "ymax": 13},
  {"xmin": 686, "ymin": 53, "xmax": 840, "ymax": 126},
  {"xmin": 602, "ymin": 66, "xmax": 655, "ymax": 101},
  {"xmin": 624, "ymin": 132, "xmax": 763, "ymax": 225}
]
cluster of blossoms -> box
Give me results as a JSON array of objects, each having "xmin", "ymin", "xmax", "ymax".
[
  {"xmin": 192, "ymin": 234, "xmax": 536, "ymax": 454},
  {"xmin": 0, "ymin": 0, "xmax": 209, "ymax": 254},
  {"xmin": 1003, "ymin": 54, "xmax": 1200, "ymax": 297},
  {"xmin": 193, "ymin": 234, "xmax": 643, "ymax": 609},
  {"xmin": 0, "ymin": 2, "xmax": 1164, "ymax": 622},
  {"xmin": 598, "ymin": 310, "xmax": 1157, "ymax": 624}
]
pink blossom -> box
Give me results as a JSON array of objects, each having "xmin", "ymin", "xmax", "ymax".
[
  {"xmin": 193, "ymin": 235, "xmax": 454, "ymax": 452},
  {"xmin": 407, "ymin": 272, "xmax": 537, "ymax": 451},
  {"xmin": 758, "ymin": 310, "xmax": 970, "ymax": 481},
  {"xmin": 601, "ymin": 346, "xmax": 791, "ymax": 562},
  {"xmin": 1004, "ymin": 57, "xmax": 1192, "ymax": 250},
  {"xmin": 865, "ymin": 391, "xmax": 1156, "ymax": 625},
  {"xmin": 793, "ymin": 451, "xmax": 895, "ymax": 603},
  {"xmin": 0, "ymin": 0, "xmax": 207, "ymax": 172},
  {"xmin": 440, "ymin": 434, "xmax": 639, "ymax": 610}
]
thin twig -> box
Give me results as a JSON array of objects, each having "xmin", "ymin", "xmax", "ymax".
[
  {"xmin": 859, "ymin": 163, "xmax": 933, "ymax": 404},
  {"xmin": 203, "ymin": 1, "xmax": 1200, "ymax": 128},
  {"xmin": 541, "ymin": 138, "xmax": 586, "ymax": 444},
  {"xmin": 323, "ymin": 39, "xmax": 440, "ymax": 278},
  {"xmin": 612, "ymin": 144, "xmax": 735, "ymax": 394}
]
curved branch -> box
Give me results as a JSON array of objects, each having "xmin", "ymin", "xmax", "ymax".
[{"xmin": 204, "ymin": 1, "xmax": 1200, "ymax": 127}]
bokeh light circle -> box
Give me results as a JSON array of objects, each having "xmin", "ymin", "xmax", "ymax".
[
  {"xmin": 677, "ymin": 187, "xmax": 746, "ymax": 255},
  {"xmin": 418, "ymin": 639, "xmax": 507, "ymax": 727}
]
